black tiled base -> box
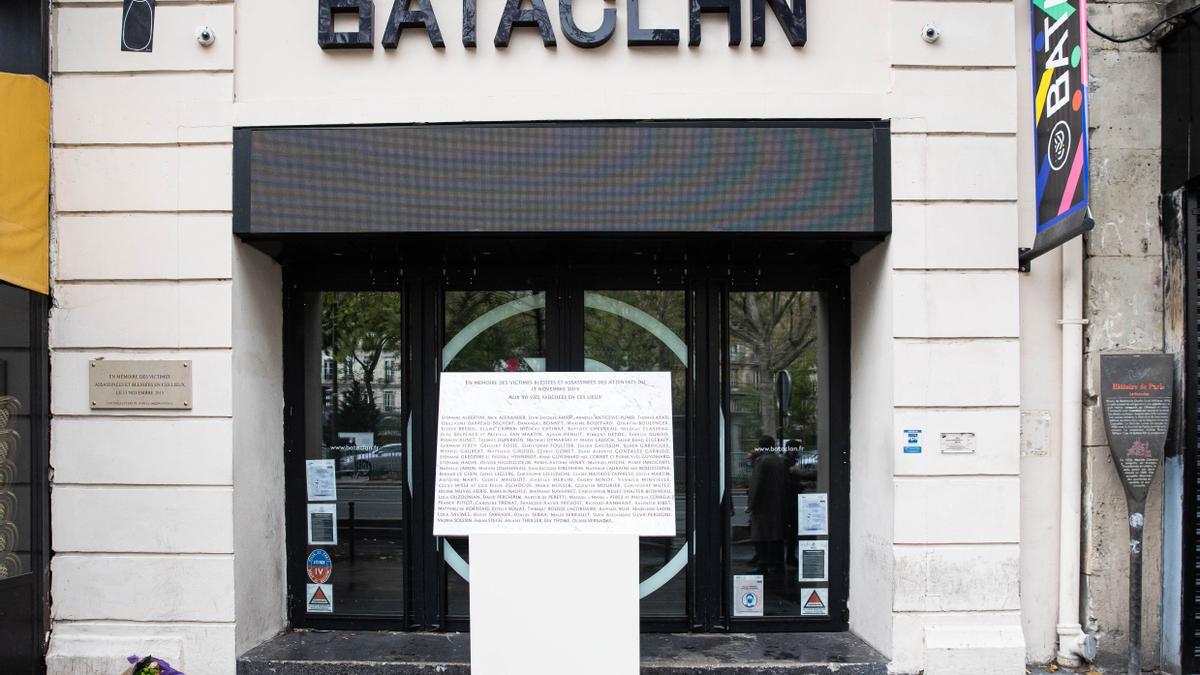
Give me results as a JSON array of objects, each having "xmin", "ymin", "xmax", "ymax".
[{"xmin": 238, "ymin": 630, "xmax": 888, "ymax": 675}]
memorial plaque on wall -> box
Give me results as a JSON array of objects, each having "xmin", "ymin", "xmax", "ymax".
[
  {"xmin": 1100, "ymin": 353, "xmax": 1173, "ymax": 506},
  {"xmin": 434, "ymin": 372, "xmax": 675, "ymax": 536},
  {"xmin": 89, "ymin": 359, "xmax": 192, "ymax": 410}
]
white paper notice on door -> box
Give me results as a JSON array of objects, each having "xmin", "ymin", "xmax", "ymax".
[
  {"xmin": 797, "ymin": 540, "xmax": 828, "ymax": 582},
  {"xmin": 797, "ymin": 493, "xmax": 828, "ymax": 536},
  {"xmin": 307, "ymin": 504, "xmax": 337, "ymax": 545},
  {"xmin": 306, "ymin": 459, "xmax": 337, "ymax": 501}
]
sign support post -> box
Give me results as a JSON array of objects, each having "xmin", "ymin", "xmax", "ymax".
[
  {"xmin": 1099, "ymin": 353, "xmax": 1173, "ymax": 675},
  {"xmin": 434, "ymin": 372, "xmax": 677, "ymax": 675}
]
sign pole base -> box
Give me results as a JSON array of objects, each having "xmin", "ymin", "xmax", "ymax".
[
  {"xmin": 1127, "ymin": 507, "xmax": 1144, "ymax": 675},
  {"xmin": 469, "ymin": 533, "xmax": 639, "ymax": 675}
]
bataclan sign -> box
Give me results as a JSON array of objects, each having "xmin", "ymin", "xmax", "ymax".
[{"xmin": 318, "ymin": 0, "xmax": 806, "ymax": 49}]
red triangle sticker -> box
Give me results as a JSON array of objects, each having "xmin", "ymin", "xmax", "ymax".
[
  {"xmin": 311, "ymin": 587, "xmax": 329, "ymax": 604},
  {"xmin": 804, "ymin": 591, "xmax": 824, "ymax": 609}
]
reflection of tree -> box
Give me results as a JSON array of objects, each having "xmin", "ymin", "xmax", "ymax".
[
  {"xmin": 730, "ymin": 292, "xmax": 818, "ymax": 445},
  {"xmin": 583, "ymin": 290, "xmax": 686, "ymax": 410},
  {"xmin": 322, "ymin": 292, "xmax": 403, "ymax": 412},
  {"xmin": 338, "ymin": 380, "xmax": 378, "ymax": 433},
  {"xmin": 444, "ymin": 291, "xmax": 544, "ymax": 371}
]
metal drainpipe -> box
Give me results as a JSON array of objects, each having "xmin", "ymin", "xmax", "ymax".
[{"xmin": 1057, "ymin": 237, "xmax": 1098, "ymax": 666}]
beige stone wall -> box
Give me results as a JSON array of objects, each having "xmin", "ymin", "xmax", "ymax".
[
  {"xmin": 45, "ymin": 1, "xmax": 259, "ymax": 673},
  {"xmin": 1081, "ymin": 0, "xmax": 1169, "ymax": 668},
  {"xmin": 43, "ymin": 0, "xmax": 1035, "ymax": 672}
]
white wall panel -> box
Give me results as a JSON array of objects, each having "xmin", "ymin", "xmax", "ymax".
[
  {"xmin": 56, "ymin": 215, "xmax": 233, "ymax": 281},
  {"xmin": 53, "ymin": 486, "xmax": 233, "ymax": 553},
  {"xmin": 890, "ymin": 2, "xmax": 1016, "ymax": 67},
  {"xmin": 52, "ymin": 282, "xmax": 232, "ymax": 349},
  {"xmin": 55, "ymin": 5, "xmax": 234, "ymax": 73},
  {"xmin": 894, "ymin": 135, "xmax": 1019, "ymax": 202},
  {"xmin": 893, "ymin": 339, "xmax": 1020, "ymax": 407},
  {"xmin": 52, "ymin": 554, "xmax": 235, "ymax": 621},
  {"xmin": 52, "ymin": 418, "xmax": 233, "ymax": 485},
  {"xmin": 891, "ymin": 611, "xmax": 1023, "ymax": 674},
  {"xmin": 893, "ymin": 477, "xmax": 1021, "ymax": 544},
  {"xmin": 53, "ymin": 146, "xmax": 231, "ymax": 213},
  {"xmin": 892, "ymin": 271, "xmax": 1019, "ymax": 338},
  {"xmin": 893, "ymin": 544, "xmax": 1020, "ymax": 611},
  {"xmin": 53, "ymin": 73, "xmax": 233, "ymax": 145},
  {"xmin": 892, "ymin": 408, "xmax": 1020, "ymax": 476},
  {"xmin": 231, "ymin": 242, "xmax": 287, "ymax": 652},
  {"xmin": 890, "ymin": 68, "xmax": 1018, "ymax": 135},
  {"xmin": 848, "ymin": 244, "xmax": 897, "ymax": 656},
  {"xmin": 890, "ymin": 203, "xmax": 1018, "ymax": 270}
]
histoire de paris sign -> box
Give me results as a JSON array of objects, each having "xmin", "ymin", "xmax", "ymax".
[{"xmin": 317, "ymin": 0, "xmax": 806, "ymax": 50}]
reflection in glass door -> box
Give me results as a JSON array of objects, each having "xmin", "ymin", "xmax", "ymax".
[
  {"xmin": 439, "ymin": 288, "xmax": 689, "ymax": 619},
  {"xmin": 286, "ymin": 244, "xmax": 850, "ymax": 633},
  {"xmin": 727, "ymin": 291, "xmax": 828, "ymax": 619},
  {"xmin": 442, "ymin": 290, "xmax": 548, "ymax": 617},
  {"xmin": 583, "ymin": 290, "xmax": 688, "ymax": 618},
  {"xmin": 305, "ymin": 291, "xmax": 406, "ymax": 616}
]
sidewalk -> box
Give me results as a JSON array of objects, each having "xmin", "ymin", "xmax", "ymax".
[{"xmin": 1028, "ymin": 665, "xmax": 1162, "ymax": 675}]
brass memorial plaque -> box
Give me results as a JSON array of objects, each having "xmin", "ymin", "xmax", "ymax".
[{"xmin": 89, "ymin": 359, "xmax": 192, "ymax": 410}]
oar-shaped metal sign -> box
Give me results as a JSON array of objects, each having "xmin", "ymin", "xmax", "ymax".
[{"xmin": 1100, "ymin": 352, "xmax": 1173, "ymax": 675}]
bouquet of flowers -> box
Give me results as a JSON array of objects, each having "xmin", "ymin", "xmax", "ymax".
[{"xmin": 125, "ymin": 655, "xmax": 184, "ymax": 675}]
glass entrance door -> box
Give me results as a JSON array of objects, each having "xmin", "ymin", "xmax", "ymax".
[
  {"xmin": 442, "ymin": 289, "xmax": 550, "ymax": 619},
  {"xmin": 437, "ymin": 284, "xmax": 692, "ymax": 622},
  {"xmin": 284, "ymin": 240, "xmax": 850, "ymax": 633},
  {"xmin": 582, "ymin": 290, "xmax": 688, "ymax": 618}
]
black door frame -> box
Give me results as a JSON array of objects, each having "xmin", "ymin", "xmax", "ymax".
[
  {"xmin": 0, "ymin": 286, "xmax": 51, "ymax": 674},
  {"xmin": 281, "ymin": 237, "xmax": 855, "ymax": 634},
  {"xmin": 1182, "ymin": 187, "xmax": 1199, "ymax": 672}
]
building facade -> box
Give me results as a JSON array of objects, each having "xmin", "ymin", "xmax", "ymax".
[{"xmin": 0, "ymin": 0, "xmax": 1189, "ymax": 672}]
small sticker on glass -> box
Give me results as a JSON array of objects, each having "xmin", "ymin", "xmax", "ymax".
[
  {"xmin": 800, "ymin": 587, "xmax": 828, "ymax": 616},
  {"xmin": 306, "ymin": 583, "xmax": 334, "ymax": 613},
  {"xmin": 797, "ymin": 493, "xmax": 828, "ymax": 536},
  {"xmin": 733, "ymin": 574, "xmax": 764, "ymax": 617},
  {"xmin": 307, "ymin": 504, "xmax": 337, "ymax": 545},
  {"xmin": 797, "ymin": 540, "xmax": 828, "ymax": 582},
  {"xmin": 306, "ymin": 459, "xmax": 337, "ymax": 501}
]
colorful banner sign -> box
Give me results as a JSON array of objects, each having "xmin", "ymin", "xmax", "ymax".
[{"xmin": 1023, "ymin": 0, "xmax": 1093, "ymax": 266}]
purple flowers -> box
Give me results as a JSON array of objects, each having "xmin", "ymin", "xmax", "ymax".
[{"xmin": 127, "ymin": 655, "xmax": 185, "ymax": 675}]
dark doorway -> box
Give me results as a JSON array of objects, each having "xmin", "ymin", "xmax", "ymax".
[
  {"xmin": 0, "ymin": 283, "xmax": 49, "ymax": 674},
  {"xmin": 280, "ymin": 237, "xmax": 854, "ymax": 634}
]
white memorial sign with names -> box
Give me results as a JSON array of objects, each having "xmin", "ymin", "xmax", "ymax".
[{"xmin": 434, "ymin": 371, "xmax": 676, "ymax": 536}]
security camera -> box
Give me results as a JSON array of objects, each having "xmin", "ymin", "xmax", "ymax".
[
  {"xmin": 921, "ymin": 23, "xmax": 940, "ymax": 43},
  {"xmin": 195, "ymin": 26, "xmax": 216, "ymax": 47}
]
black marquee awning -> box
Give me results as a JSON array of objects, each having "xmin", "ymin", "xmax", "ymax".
[{"xmin": 234, "ymin": 122, "xmax": 890, "ymax": 237}]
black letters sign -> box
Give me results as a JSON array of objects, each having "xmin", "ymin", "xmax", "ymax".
[
  {"xmin": 1100, "ymin": 352, "xmax": 1172, "ymax": 507},
  {"xmin": 317, "ymin": 0, "xmax": 806, "ymax": 48}
]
